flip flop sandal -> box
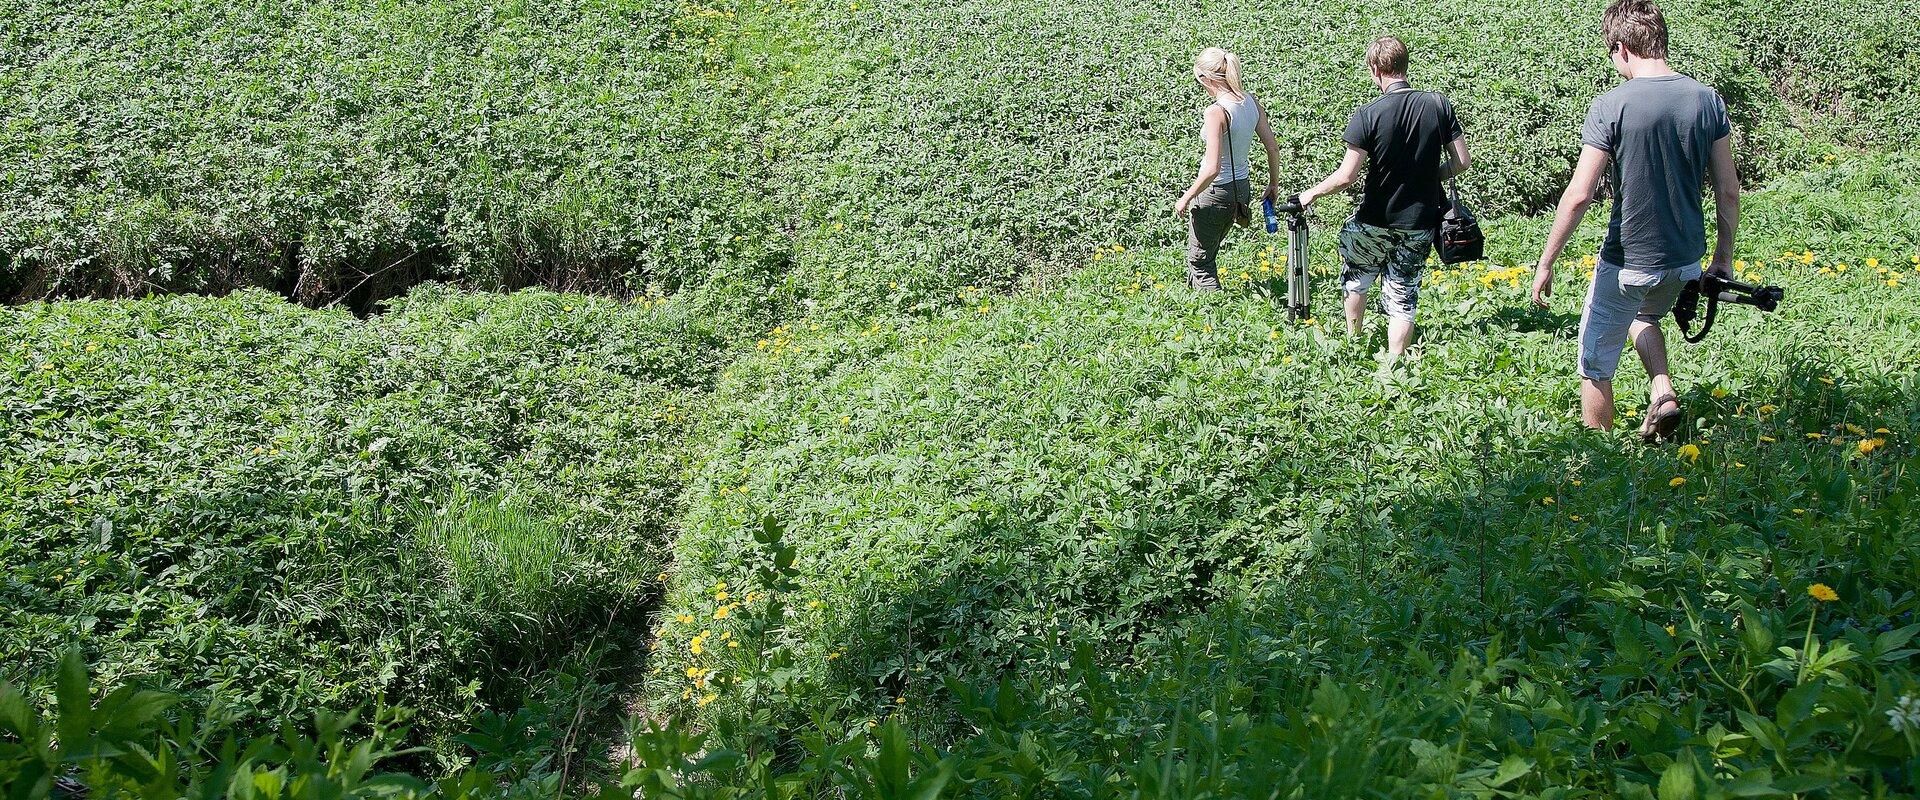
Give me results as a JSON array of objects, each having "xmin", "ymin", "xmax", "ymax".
[{"xmin": 1641, "ymin": 394, "xmax": 1683, "ymax": 443}]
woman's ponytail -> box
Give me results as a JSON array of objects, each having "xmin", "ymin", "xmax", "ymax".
[
  {"xmin": 1221, "ymin": 52, "xmax": 1245, "ymax": 97},
  {"xmin": 1193, "ymin": 48, "xmax": 1246, "ymax": 99}
]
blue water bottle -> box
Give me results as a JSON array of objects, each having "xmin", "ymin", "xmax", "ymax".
[{"xmin": 1262, "ymin": 197, "xmax": 1279, "ymax": 233}]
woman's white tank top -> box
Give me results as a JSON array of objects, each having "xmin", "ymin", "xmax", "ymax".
[{"xmin": 1210, "ymin": 93, "xmax": 1259, "ymax": 186}]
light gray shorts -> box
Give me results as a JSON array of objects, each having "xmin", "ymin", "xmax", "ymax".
[{"xmin": 1577, "ymin": 259, "xmax": 1700, "ymax": 381}]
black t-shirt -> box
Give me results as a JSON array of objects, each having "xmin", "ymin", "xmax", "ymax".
[{"xmin": 1342, "ymin": 83, "xmax": 1463, "ymax": 231}]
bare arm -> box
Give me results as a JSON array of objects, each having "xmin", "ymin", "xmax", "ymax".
[
  {"xmin": 1707, "ymin": 135, "xmax": 1738, "ymax": 277},
  {"xmin": 1441, "ymin": 135, "xmax": 1471, "ymax": 180},
  {"xmin": 1255, "ymin": 105, "xmax": 1281, "ymax": 203},
  {"xmin": 1532, "ymin": 144, "xmax": 1610, "ymax": 307},
  {"xmin": 1298, "ymin": 146, "xmax": 1366, "ymax": 207},
  {"xmin": 1175, "ymin": 106, "xmax": 1225, "ymax": 217}
]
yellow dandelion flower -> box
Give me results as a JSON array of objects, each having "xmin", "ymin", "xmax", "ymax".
[
  {"xmin": 1668, "ymin": 477, "xmax": 1688, "ymax": 487},
  {"xmin": 1569, "ymin": 514, "xmax": 1583, "ymax": 522},
  {"xmin": 1858, "ymin": 438, "xmax": 1885, "ymax": 455},
  {"xmin": 1710, "ymin": 387, "xmax": 1728, "ymax": 398},
  {"xmin": 1759, "ymin": 435, "xmax": 1777, "ymax": 443},
  {"xmin": 1876, "ymin": 427, "xmax": 1890, "ymax": 434},
  {"xmin": 1665, "ymin": 624, "xmax": 1677, "ymax": 637},
  {"xmin": 1808, "ymin": 583, "xmax": 1838, "ymax": 602},
  {"xmin": 1792, "ymin": 508, "xmax": 1806, "ymax": 515},
  {"xmin": 1868, "ymin": 258, "xmax": 1881, "ymax": 268},
  {"xmin": 1571, "ymin": 479, "xmax": 1583, "ymax": 486},
  {"xmin": 1541, "ymin": 497, "xmax": 1556, "ymax": 506},
  {"xmin": 1677, "ymin": 444, "xmax": 1701, "ymax": 463},
  {"xmin": 1805, "ymin": 432, "xmax": 1824, "ymax": 439},
  {"xmin": 1845, "ymin": 423, "xmax": 1866, "ymax": 435},
  {"xmin": 715, "ymin": 590, "xmax": 729, "ymax": 602},
  {"xmin": 1757, "ymin": 403, "xmax": 1777, "ymax": 414},
  {"xmin": 713, "ymin": 606, "xmax": 731, "ymax": 620},
  {"xmin": 698, "ymin": 693, "xmax": 717, "ymax": 706}
]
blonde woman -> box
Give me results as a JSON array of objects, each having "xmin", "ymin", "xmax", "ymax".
[{"xmin": 1175, "ymin": 48, "xmax": 1281, "ymax": 291}]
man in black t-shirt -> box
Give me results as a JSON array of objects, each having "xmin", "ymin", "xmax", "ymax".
[{"xmin": 1300, "ymin": 36, "xmax": 1471, "ymax": 363}]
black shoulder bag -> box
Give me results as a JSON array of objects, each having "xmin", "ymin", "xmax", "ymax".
[{"xmin": 1438, "ymin": 175, "xmax": 1484, "ymax": 264}]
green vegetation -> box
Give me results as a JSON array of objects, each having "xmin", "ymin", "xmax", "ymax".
[
  {"xmin": 5, "ymin": 0, "xmax": 1920, "ymax": 795},
  {"xmin": 4, "ymin": 0, "xmax": 1914, "ymax": 310},
  {"xmin": 644, "ymin": 155, "xmax": 1920, "ymax": 791},
  {"xmin": 2, "ymin": 286, "xmax": 718, "ymax": 743}
]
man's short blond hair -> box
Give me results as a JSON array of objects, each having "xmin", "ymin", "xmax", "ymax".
[{"xmin": 1366, "ymin": 37, "xmax": 1409, "ymax": 77}]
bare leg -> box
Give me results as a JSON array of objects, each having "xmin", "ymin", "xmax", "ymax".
[
  {"xmin": 1344, "ymin": 291, "xmax": 1367, "ymax": 336},
  {"xmin": 1630, "ymin": 319, "xmax": 1681, "ymax": 436},
  {"xmin": 1581, "ymin": 378, "xmax": 1615, "ymax": 429},
  {"xmin": 1386, "ymin": 318, "xmax": 1415, "ymax": 359},
  {"xmin": 1630, "ymin": 319, "xmax": 1675, "ymax": 408}
]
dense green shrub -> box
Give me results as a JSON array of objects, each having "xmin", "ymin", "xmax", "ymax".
[
  {"xmin": 0, "ymin": 0, "xmax": 805, "ymax": 306},
  {"xmin": 2, "ymin": 0, "xmax": 1908, "ymax": 314},
  {"xmin": 1721, "ymin": 0, "xmax": 1920, "ymax": 152},
  {"xmin": 0, "ymin": 285, "xmax": 713, "ymax": 740}
]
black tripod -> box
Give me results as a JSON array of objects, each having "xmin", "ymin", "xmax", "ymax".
[{"xmin": 1273, "ymin": 196, "xmax": 1310, "ymax": 320}]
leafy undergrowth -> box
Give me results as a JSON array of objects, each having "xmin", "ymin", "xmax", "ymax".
[
  {"xmin": 0, "ymin": 286, "xmax": 720, "ymax": 745},
  {"xmin": 641, "ymin": 162, "xmax": 1920, "ymax": 793},
  {"xmin": 6, "ymin": 150, "xmax": 1920, "ymax": 800}
]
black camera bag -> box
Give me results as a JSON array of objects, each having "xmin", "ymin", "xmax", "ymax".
[{"xmin": 1437, "ymin": 177, "xmax": 1484, "ymax": 264}]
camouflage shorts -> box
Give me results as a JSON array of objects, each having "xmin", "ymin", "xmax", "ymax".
[{"xmin": 1338, "ymin": 216, "xmax": 1434, "ymax": 322}]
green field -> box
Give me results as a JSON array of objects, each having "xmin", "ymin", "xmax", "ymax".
[{"xmin": 4, "ymin": 0, "xmax": 1920, "ymax": 796}]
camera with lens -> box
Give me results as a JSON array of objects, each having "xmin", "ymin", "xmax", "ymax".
[{"xmin": 1674, "ymin": 273, "xmax": 1784, "ymax": 343}]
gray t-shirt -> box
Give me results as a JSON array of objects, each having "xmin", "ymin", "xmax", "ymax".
[{"xmin": 1581, "ymin": 75, "xmax": 1731, "ymax": 271}]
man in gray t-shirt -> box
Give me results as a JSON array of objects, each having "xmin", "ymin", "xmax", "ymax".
[{"xmin": 1531, "ymin": 0, "xmax": 1741, "ymax": 440}]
